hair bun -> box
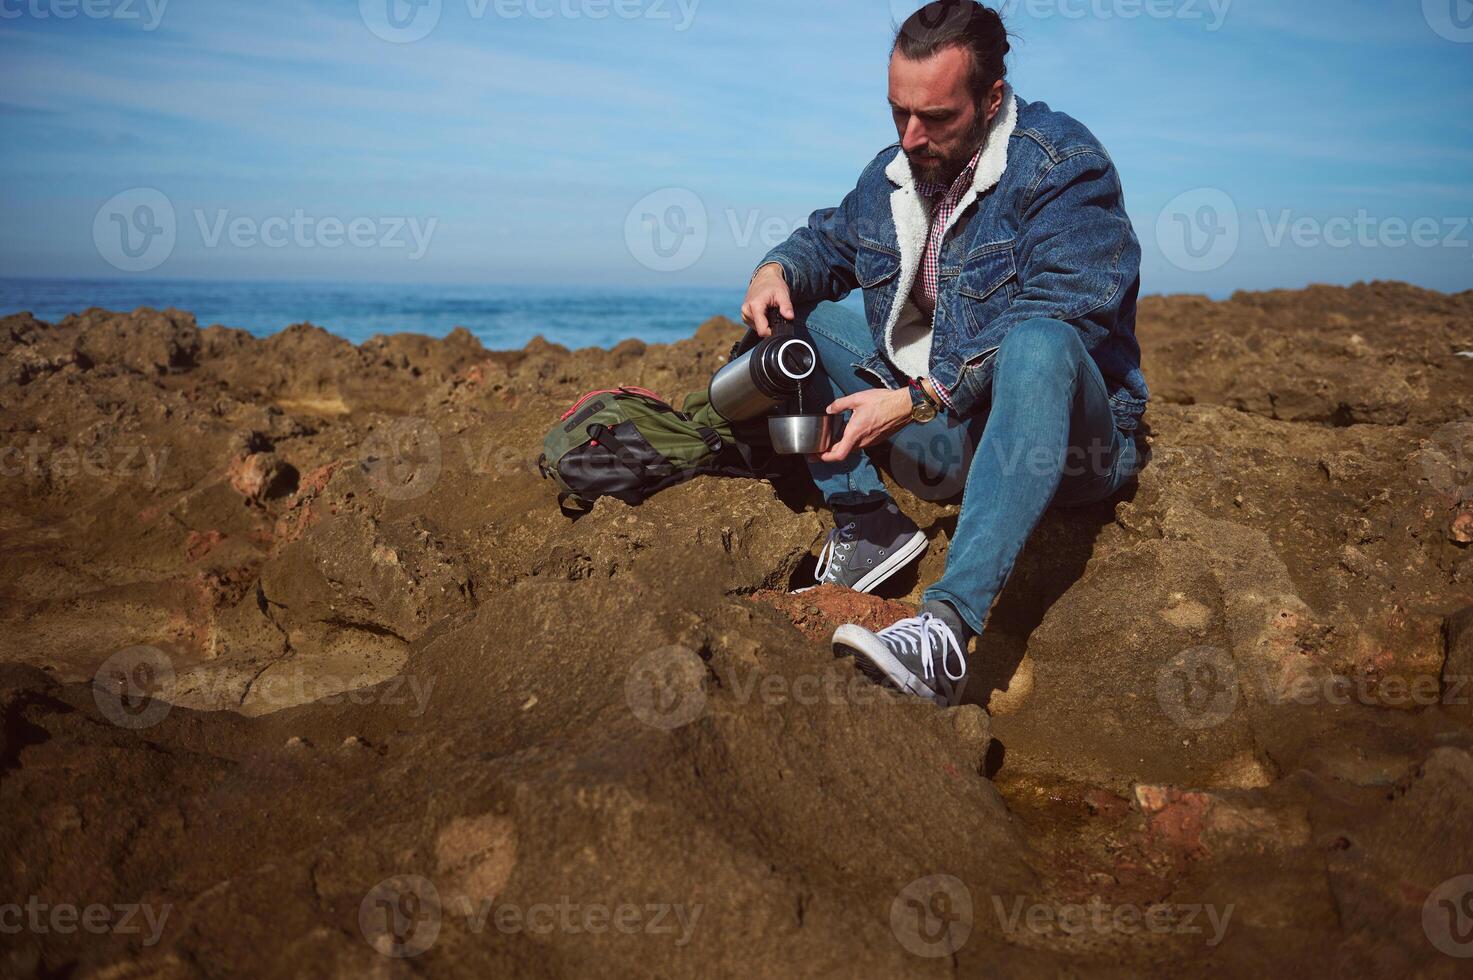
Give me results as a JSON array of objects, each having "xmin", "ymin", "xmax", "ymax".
[{"xmin": 894, "ymin": 2, "xmax": 1012, "ymax": 93}]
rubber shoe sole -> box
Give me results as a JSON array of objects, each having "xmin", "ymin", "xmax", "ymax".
[
  {"xmin": 831, "ymin": 623, "xmax": 944, "ymax": 705},
  {"xmin": 796, "ymin": 530, "xmax": 929, "ymax": 595}
]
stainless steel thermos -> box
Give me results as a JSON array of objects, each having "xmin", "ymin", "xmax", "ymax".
[
  {"xmin": 708, "ymin": 317, "xmax": 834, "ymax": 454},
  {"xmin": 708, "ymin": 330, "xmax": 816, "ymax": 422}
]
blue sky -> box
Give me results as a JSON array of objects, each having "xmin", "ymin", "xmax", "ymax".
[{"xmin": 1, "ymin": 0, "xmax": 1471, "ymax": 297}]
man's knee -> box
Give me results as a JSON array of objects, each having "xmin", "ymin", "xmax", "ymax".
[
  {"xmin": 793, "ymin": 302, "xmax": 877, "ymax": 371},
  {"xmin": 995, "ymin": 318, "xmax": 1083, "ymax": 381},
  {"xmin": 801, "ymin": 302, "xmax": 866, "ymax": 352}
]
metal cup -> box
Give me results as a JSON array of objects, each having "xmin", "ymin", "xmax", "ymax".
[{"xmin": 767, "ymin": 413, "xmax": 833, "ymax": 455}]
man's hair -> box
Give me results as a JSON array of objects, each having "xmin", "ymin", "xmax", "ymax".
[{"xmin": 893, "ymin": 2, "xmax": 1011, "ymax": 105}]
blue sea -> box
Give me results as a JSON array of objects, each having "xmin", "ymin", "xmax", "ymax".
[{"xmin": 0, "ymin": 278, "xmax": 864, "ymax": 351}]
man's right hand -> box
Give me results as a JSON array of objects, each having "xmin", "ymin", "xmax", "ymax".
[{"xmin": 740, "ymin": 263, "xmax": 795, "ymax": 337}]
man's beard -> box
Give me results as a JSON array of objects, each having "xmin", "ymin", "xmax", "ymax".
[{"xmin": 908, "ymin": 111, "xmax": 990, "ymax": 186}]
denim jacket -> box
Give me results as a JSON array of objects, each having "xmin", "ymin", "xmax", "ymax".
[{"xmin": 758, "ymin": 85, "xmax": 1149, "ymax": 431}]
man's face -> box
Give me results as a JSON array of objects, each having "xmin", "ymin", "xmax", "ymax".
[{"xmin": 888, "ymin": 45, "xmax": 995, "ymax": 186}]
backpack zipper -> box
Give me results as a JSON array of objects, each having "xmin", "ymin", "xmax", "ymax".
[{"xmin": 559, "ymin": 386, "xmax": 668, "ymax": 421}]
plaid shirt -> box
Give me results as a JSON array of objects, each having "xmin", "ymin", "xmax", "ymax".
[
  {"xmin": 912, "ymin": 148, "xmax": 981, "ymax": 313},
  {"xmin": 910, "ymin": 148, "xmax": 981, "ymax": 408}
]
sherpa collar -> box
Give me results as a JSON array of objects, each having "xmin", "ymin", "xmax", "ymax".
[{"xmin": 879, "ymin": 85, "xmax": 1018, "ymax": 372}]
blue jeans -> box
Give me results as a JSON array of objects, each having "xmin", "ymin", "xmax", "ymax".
[{"xmin": 794, "ymin": 302, "xmax": 1141, "ymax": 636}]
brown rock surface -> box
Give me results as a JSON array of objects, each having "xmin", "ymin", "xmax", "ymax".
[{"xmin": 2, "ymin": 285, "xmax": 1473, "ymax": 978}]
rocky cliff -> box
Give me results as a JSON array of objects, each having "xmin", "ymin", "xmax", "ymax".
[{"xmin": 2, "ymin": 282, "xmax": 1472, "ymax": 977}]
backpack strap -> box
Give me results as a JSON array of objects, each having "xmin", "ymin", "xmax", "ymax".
[
  {"xmin": 557, "ymin": 492, "xmax": 595, "ymax": 516},
  {"xmin": 697, "ymin": 426, "xmax": 725, "ymax": 455},
  {"xmin": 587, "ymin": 423, "xmax": 649, "ymax": 477}
]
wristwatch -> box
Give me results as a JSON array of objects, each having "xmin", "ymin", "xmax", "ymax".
[{"xmin": 908, "ymin": 378, "xmax": 940, "ymax": 424}]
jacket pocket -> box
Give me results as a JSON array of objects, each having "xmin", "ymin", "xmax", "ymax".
[
  {"xmin": 855, "ymin": 241, "xmax": 901, "ymax": 288},
  {"xmin": 957, "ymin": 240, "xmax": 1018, "ymax": 336}
]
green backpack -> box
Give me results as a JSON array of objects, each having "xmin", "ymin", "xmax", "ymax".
[{"xmin": 537, "ymin": 383, "xmax": 791, "ymax": 514}]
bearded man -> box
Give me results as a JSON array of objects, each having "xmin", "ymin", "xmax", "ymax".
[{"xmin": 740, "ymin": 0, "xmax": 1148, "ymax": 706}]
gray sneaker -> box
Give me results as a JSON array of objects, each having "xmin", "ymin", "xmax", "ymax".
[
  {"xmin": 800, "ymin": 499, "xmax": 928, "ymax": 594},
  {"xmin": 832, "ymin": 611, "xmax": 969, "ymax": 706}
]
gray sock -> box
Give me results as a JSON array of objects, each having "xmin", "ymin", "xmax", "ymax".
[{"xmin": 921, "ymin": 599, "xmax": 976, "ymax": 648}]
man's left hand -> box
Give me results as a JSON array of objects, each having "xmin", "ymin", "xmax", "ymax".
[{"xmin": 814, "ymin": 388, "xmax": 914, "ymax": 463}]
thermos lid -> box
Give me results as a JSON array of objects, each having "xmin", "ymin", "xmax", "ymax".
[{"xmin": 773, "ymin": 339, "xmax": 816, "ymax": 382}]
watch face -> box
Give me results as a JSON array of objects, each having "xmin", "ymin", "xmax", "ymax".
[{"xmin": 912, "ymin": 400, "xmax": 938, "ymax": 423}]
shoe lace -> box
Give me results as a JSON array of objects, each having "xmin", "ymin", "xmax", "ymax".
[
  {"xmin": 879, "ymin": 613, "xmax": 966, "ymax": 683},
  {"xmin": 813, "ymin": 521, "xmax": 859, "ymax": 585}
]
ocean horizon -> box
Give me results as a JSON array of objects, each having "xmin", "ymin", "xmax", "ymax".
[{"xmin": 0, "ymin": 278, "xmax": 869, "ymax": 352}]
